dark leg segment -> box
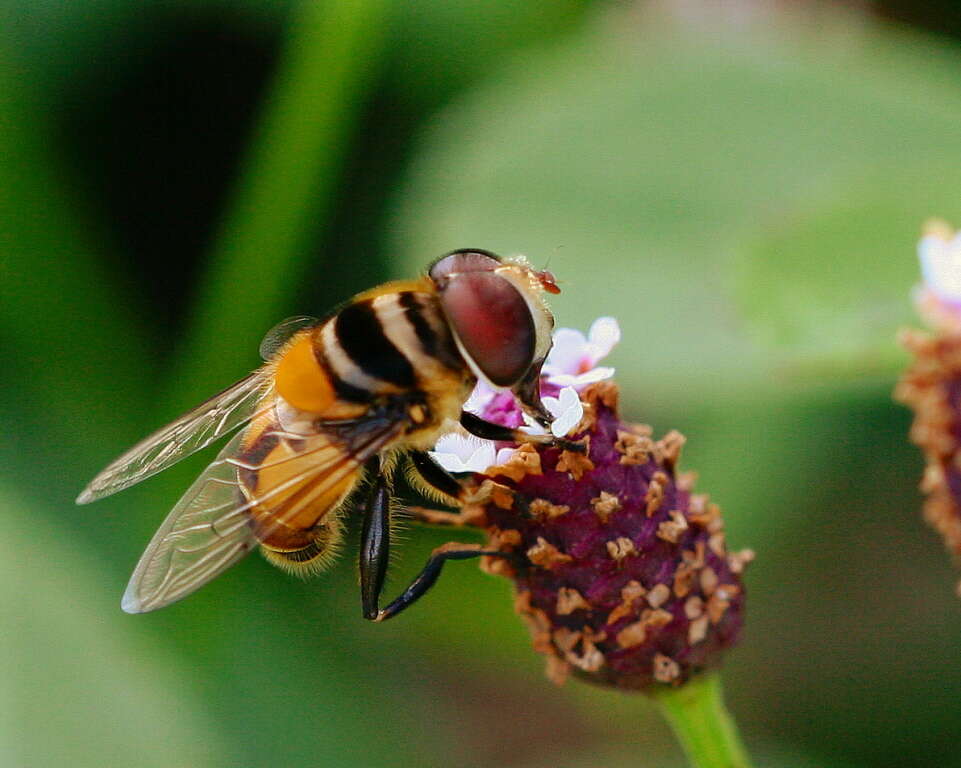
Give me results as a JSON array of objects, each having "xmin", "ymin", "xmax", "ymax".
[
  {"xmin": 512, "ymin": 357, "xmax": 553, "ymax": 427},
  {"xmin": 406, "ymin": 452, "xmax": 486, "ymax": 526},
  {"xmin": 459, "ymin": 411, "xmax": 521, "ymax": 441},
  {"xmin": 373, "ymin": 544, "xmax": 515, "ymax": 622},
  {"xmin": 359, "ymin": 471, "xmax": 392, "ymax": 620},
  {"xmin": 409, "ymin": 450, "xmax": 463, "ymax": 501},
  {"xmin": 459, "ymin": 411, "xmax": 585, "ymax": 453}
]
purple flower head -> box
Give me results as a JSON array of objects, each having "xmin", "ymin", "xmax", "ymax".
[
  {"xmin": 897, "ymin": 221, "xmax": 961, "ymax": 595},
  {"xmin": 435, "ymin": 321, "xmax": 751, "ymax": 690},
  {"xmin": 897, "ymin": 332, "xmax": 961, "ymax": 593}
]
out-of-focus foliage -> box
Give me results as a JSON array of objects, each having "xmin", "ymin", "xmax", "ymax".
[
  {"xmin": 0, "ymin": 484, "xmax": 226, "ymax": 767},
  {"xmin": 4, "ymin": 1, "xmax": 961, "ymax": 767},
  {"xmin": 389, "ymin": 6, "xmax": 961, "ymax": 766},
  {"xmin": 391, "ymin": 6, "xmax": 961, "ymax": 401}
]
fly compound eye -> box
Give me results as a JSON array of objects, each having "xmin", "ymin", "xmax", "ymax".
[
  {"xmin": 438, "ymin": 270, "xmax": 536, "ymax": 387},
  {"xmin": 428, "ymin": 249, "xmax": 502, "ymax": 283}
]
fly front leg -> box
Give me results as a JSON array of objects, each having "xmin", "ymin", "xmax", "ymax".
[
  {"xmin": 361, "ymin": 454, "xmax": 509, "ymax": 620},
  {"xmin": 405, "ymin": 451, "xmax": 485, "ymax": 527},
  {"xmin": 373, "ymin": 543, "xmax": 516, "ymax": 622},
  {"xmin": 359, "ymin": 467, "xmax": 392, "ymax": 620},
  {"xmin": 459, "ymin": 411, "xmax": 586, "ymax": 453},
  {"xmin": 409, "ymin": 450, "xmax": 464, "ymax": 503}
]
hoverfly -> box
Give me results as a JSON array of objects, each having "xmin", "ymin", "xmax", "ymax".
[{"xmin": 78, "ymin": 249, "xmax": 573, "ymax": 620}]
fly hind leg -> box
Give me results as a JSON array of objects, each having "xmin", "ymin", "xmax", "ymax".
[
  {"xmin": 373, "ymin": 543, "xmax": 515, "ymax": 622},
  {"xmin": 360, "ymin": 451, "xmax": 515, "ymax": 621},
  {"xmin": 359, "ymin": 470, "xmax": 392, "ymax": 620}
]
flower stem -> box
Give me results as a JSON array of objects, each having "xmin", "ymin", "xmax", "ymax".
[{"xmin": 651, "ymin": 673, "xmax": 753, "ymax": 768}]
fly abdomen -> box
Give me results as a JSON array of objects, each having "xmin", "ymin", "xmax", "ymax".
[{"xmin": 236, "ymin": 422, "xmax": 359, "ymax": 554}]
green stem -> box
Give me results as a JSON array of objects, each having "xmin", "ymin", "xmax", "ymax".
[
  {"xmin": 166, "ymin": 0, "xmax": 388, "ymax": 410},
  {"xmin": 651, "ymin": 673, "xmax": 753, "ymax": 768}
]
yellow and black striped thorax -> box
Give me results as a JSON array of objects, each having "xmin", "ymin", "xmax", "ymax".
[
  {"xmin": 322, "ymin": 287, "xmax": 464, "ymax": 400},
  {"xmin": 273, "ymin": 282, "xmax": 470, "ymax": 418}
]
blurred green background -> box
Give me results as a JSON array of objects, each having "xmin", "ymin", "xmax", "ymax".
[{"xmin": 4, "ymin": 1, "xmax": 961, "ymax": 766}]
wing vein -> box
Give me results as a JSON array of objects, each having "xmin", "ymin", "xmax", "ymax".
[
  {"xmin": 78, "ymin": 371, "xmax": 273, "ymax": 503},
  {"xmin": 122, "ymin": 408, "xmax": 405, "ymax": 613}
]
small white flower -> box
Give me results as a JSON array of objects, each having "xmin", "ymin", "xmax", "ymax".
[
  {"xmin": 520, "ymin": 386, "xmax": 584, "ymax": 438},
  {"xmin": 459, "ymin": 317, "xmax": 621, "ymax": 413},
  {"xmin": 462, "ymin": 378, "xmax": 496, "ymax": 414},
  {"xmin": 428, "ymin": 433, "xmax": 519, "ymax": 474},
  {"xmin": 542, "ymin": 316, "xmax": 620, "ymax": 389},
  {"xmin": 429, "ymin": 433, "xmax": 497, "ymax": 474},
  {"xmin": 919, "ymin": 221, "xmax": 961, "ymax": 303},
  {"xmin": 431, "ymin": 386, "xmax": 584, "ymax": 475},
  {"xmin": 546, "ymin": 386, "xmax": 585, "ymax": 437}
]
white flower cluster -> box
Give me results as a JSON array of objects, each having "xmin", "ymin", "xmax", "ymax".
[
  {"xmin": 915, "ymin": 221, "xmax": 961, "ymax": 332},
  {"xmin": 429, "ymin": 318, "xmax": 620, "ymax": 474},
  {"xmin": 919, "ymin": 220, "xmax": 961, "ymax": 304}
]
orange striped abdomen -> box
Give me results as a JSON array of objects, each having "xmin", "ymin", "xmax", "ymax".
[{"xmin": 237, "ymin": 416, "xmax": 362, "ymax": 554}]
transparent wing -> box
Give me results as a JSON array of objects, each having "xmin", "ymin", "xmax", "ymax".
[
  {"xmin": 122, "ymin": 413, "xmax": 403, "ymax": 613},
  {"xmin": 259, "ymin": 316, "xmax": 320, "ymax": 360},
  {"xmin": 77, "ymin": 370, "xmax": 272, "ymax": 504}
]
